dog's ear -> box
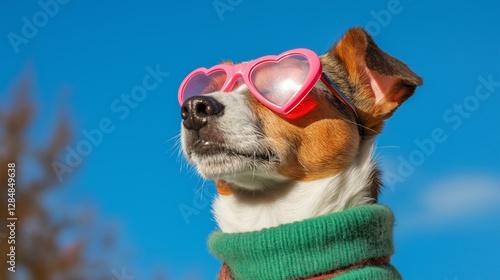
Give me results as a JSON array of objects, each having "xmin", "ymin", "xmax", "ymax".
[{"xmin": 322, "ymin": 27, "xmax": 422, "ymax": 135}]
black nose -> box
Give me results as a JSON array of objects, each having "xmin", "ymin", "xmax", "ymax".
[{"xmin": 181, "ymin": 96, "xmax": 224, "ymax": 130}]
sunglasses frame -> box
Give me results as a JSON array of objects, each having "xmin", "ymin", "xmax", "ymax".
[{"xmin": 178, "ymin": 48, "xmax": 359, "ymax": 122}]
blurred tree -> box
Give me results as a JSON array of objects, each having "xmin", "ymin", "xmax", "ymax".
[{"xmin": 0, "ymin": 79, "xmax": 116, "ymax": 280}]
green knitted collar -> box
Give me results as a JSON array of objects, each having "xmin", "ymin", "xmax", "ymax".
[{"xmin": 209, "ymin": 204, "xmax": 398, "ymax": 280}]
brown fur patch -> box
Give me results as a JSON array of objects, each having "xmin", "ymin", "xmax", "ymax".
[
  {"xmin": 248, "ymin": 90, "xmax": 361, "ymax": 181},
  {"xmin": 216, "ymin": 180, "xmax": 233, "ymax": 196},
  {"xmin": 317, "ymin": 28, "xmax": 421, "ymax": 196},
  {"xmin": 210, "ymin": 29, "xmax": 421, "ymax": 198},
  {"xmin": 325, "ymin": 28, "xmax": 423, "ymax": 138}
]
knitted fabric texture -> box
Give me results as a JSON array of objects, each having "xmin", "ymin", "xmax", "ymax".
[{"xmin": 209, "ymin": 204, "xmax": 402, "ymax": 280}]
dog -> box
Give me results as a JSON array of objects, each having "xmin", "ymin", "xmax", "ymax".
[{"xmin": 179, "ymin": 27, "xmax": 422, "ymax": 279}]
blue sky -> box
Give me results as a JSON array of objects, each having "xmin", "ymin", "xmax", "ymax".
[{"xmin": 1, "ymin": 0, "xmax": 499, "ymax": 279}]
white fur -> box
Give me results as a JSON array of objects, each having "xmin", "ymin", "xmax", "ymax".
[
  {"xmin": 182, "ymin": 85, "xmax": 283, "ymax": 189},
  {"xmin": 212, "ymin": 140, "xmax": 376, "ymax": 233},
  {"xmin": 181, "ymin": 85, "xmax": 377, "ymax": 233}
]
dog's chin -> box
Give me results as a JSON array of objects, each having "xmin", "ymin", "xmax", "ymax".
[{"xmin": 188, "ymin": 150, "xmax": 287, "ymax": 191}]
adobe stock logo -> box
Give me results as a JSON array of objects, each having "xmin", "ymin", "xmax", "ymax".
[
  {"xmin": 213, "ymin": 0, "xmax": 243, "ymax": 21},
  {"xmin": 51, "ymin": 65, "xmax": 169, "ymax": 182},
  {"xmin": 364, "ymin": 0, "xmax": 412, "ymax": 37},
  {"xmin": 111, "ymin": 267, "xmax": 135, "ymax": 280},
  {"xmin": 385, "ymin": 74, "xmax": 500, "ymax": 189},
  {"xmin": 178, "ymin": 184, "xmax": 217, "ymax": 225},
  {"xmin": 7, "ymin": 0, "xmax": 71, "ymax": 54}
]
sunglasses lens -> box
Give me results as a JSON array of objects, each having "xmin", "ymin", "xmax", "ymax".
[
  {"xmin": 182, "ymin": 70, "xmax": 227, "ymax": 102},
  {"xmin": 250, "ymin": 55, "xmax": 310, "ymax": 108}
]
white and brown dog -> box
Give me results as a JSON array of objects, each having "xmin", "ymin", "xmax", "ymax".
[{"xmin": 180, "ymin": 28, "xmax": 422, "ymax": 279}]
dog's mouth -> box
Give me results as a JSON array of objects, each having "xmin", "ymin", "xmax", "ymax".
[
  {"xmin": 191, "ymin": 140, "xmax": 272, "ymax": 161},
  {"xmin": 185, "ymin": 139, "xmax": 280, "ymax": 180},
  {"xmin": 190, "ymin": 139, "xmax": 276, "ymax": 163}
]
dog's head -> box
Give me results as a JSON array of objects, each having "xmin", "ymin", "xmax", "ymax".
[{"xmin": 180, "ymin": 28, "xmax": 422, "ymax": 196}]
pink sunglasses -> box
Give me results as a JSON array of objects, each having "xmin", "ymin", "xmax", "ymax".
[{"xmin": 178, "ymin": 48, "xmax": 358, "ymax": 119}]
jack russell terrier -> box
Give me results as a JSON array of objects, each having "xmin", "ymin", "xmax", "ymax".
[{"xmin": 179, "ymin": 27, "xmax": 422, "ymax": 280}]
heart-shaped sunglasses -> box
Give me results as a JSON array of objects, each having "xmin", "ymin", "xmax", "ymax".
[{"xmin": 178, "ymin": 48, "xmax": 358, "ymax": 120}]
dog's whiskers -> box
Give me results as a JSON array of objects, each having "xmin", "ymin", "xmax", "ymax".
[
  {"xmin": 164, "ymin": 132, "xmax": 181, "ymax": 144},
  {"xmin": 167, "ymin": 136, "xmax": 183, "ymax": 157},
  {"xmin": 338, "ymin": 117, "xmax": 378, "ymax": 135}
]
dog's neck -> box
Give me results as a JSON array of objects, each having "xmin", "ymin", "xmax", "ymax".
[{"xmin": 213, "ymin": 140, "xmax": 378, "ymax": 233}]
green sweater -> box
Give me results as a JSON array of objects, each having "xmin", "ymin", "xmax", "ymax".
[{"xmin": 209, "ymin": 204, "xmax": 402, "ymax": 280}]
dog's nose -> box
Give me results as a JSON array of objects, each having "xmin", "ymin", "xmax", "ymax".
[{"xmin": 181, "ymin": 96, "xmax": 224, "ymax": 130}]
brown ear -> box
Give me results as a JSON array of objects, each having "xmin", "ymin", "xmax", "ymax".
[{"xmin": 323, "ymin": 27, "xmax": 422, "ymax": 136}]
